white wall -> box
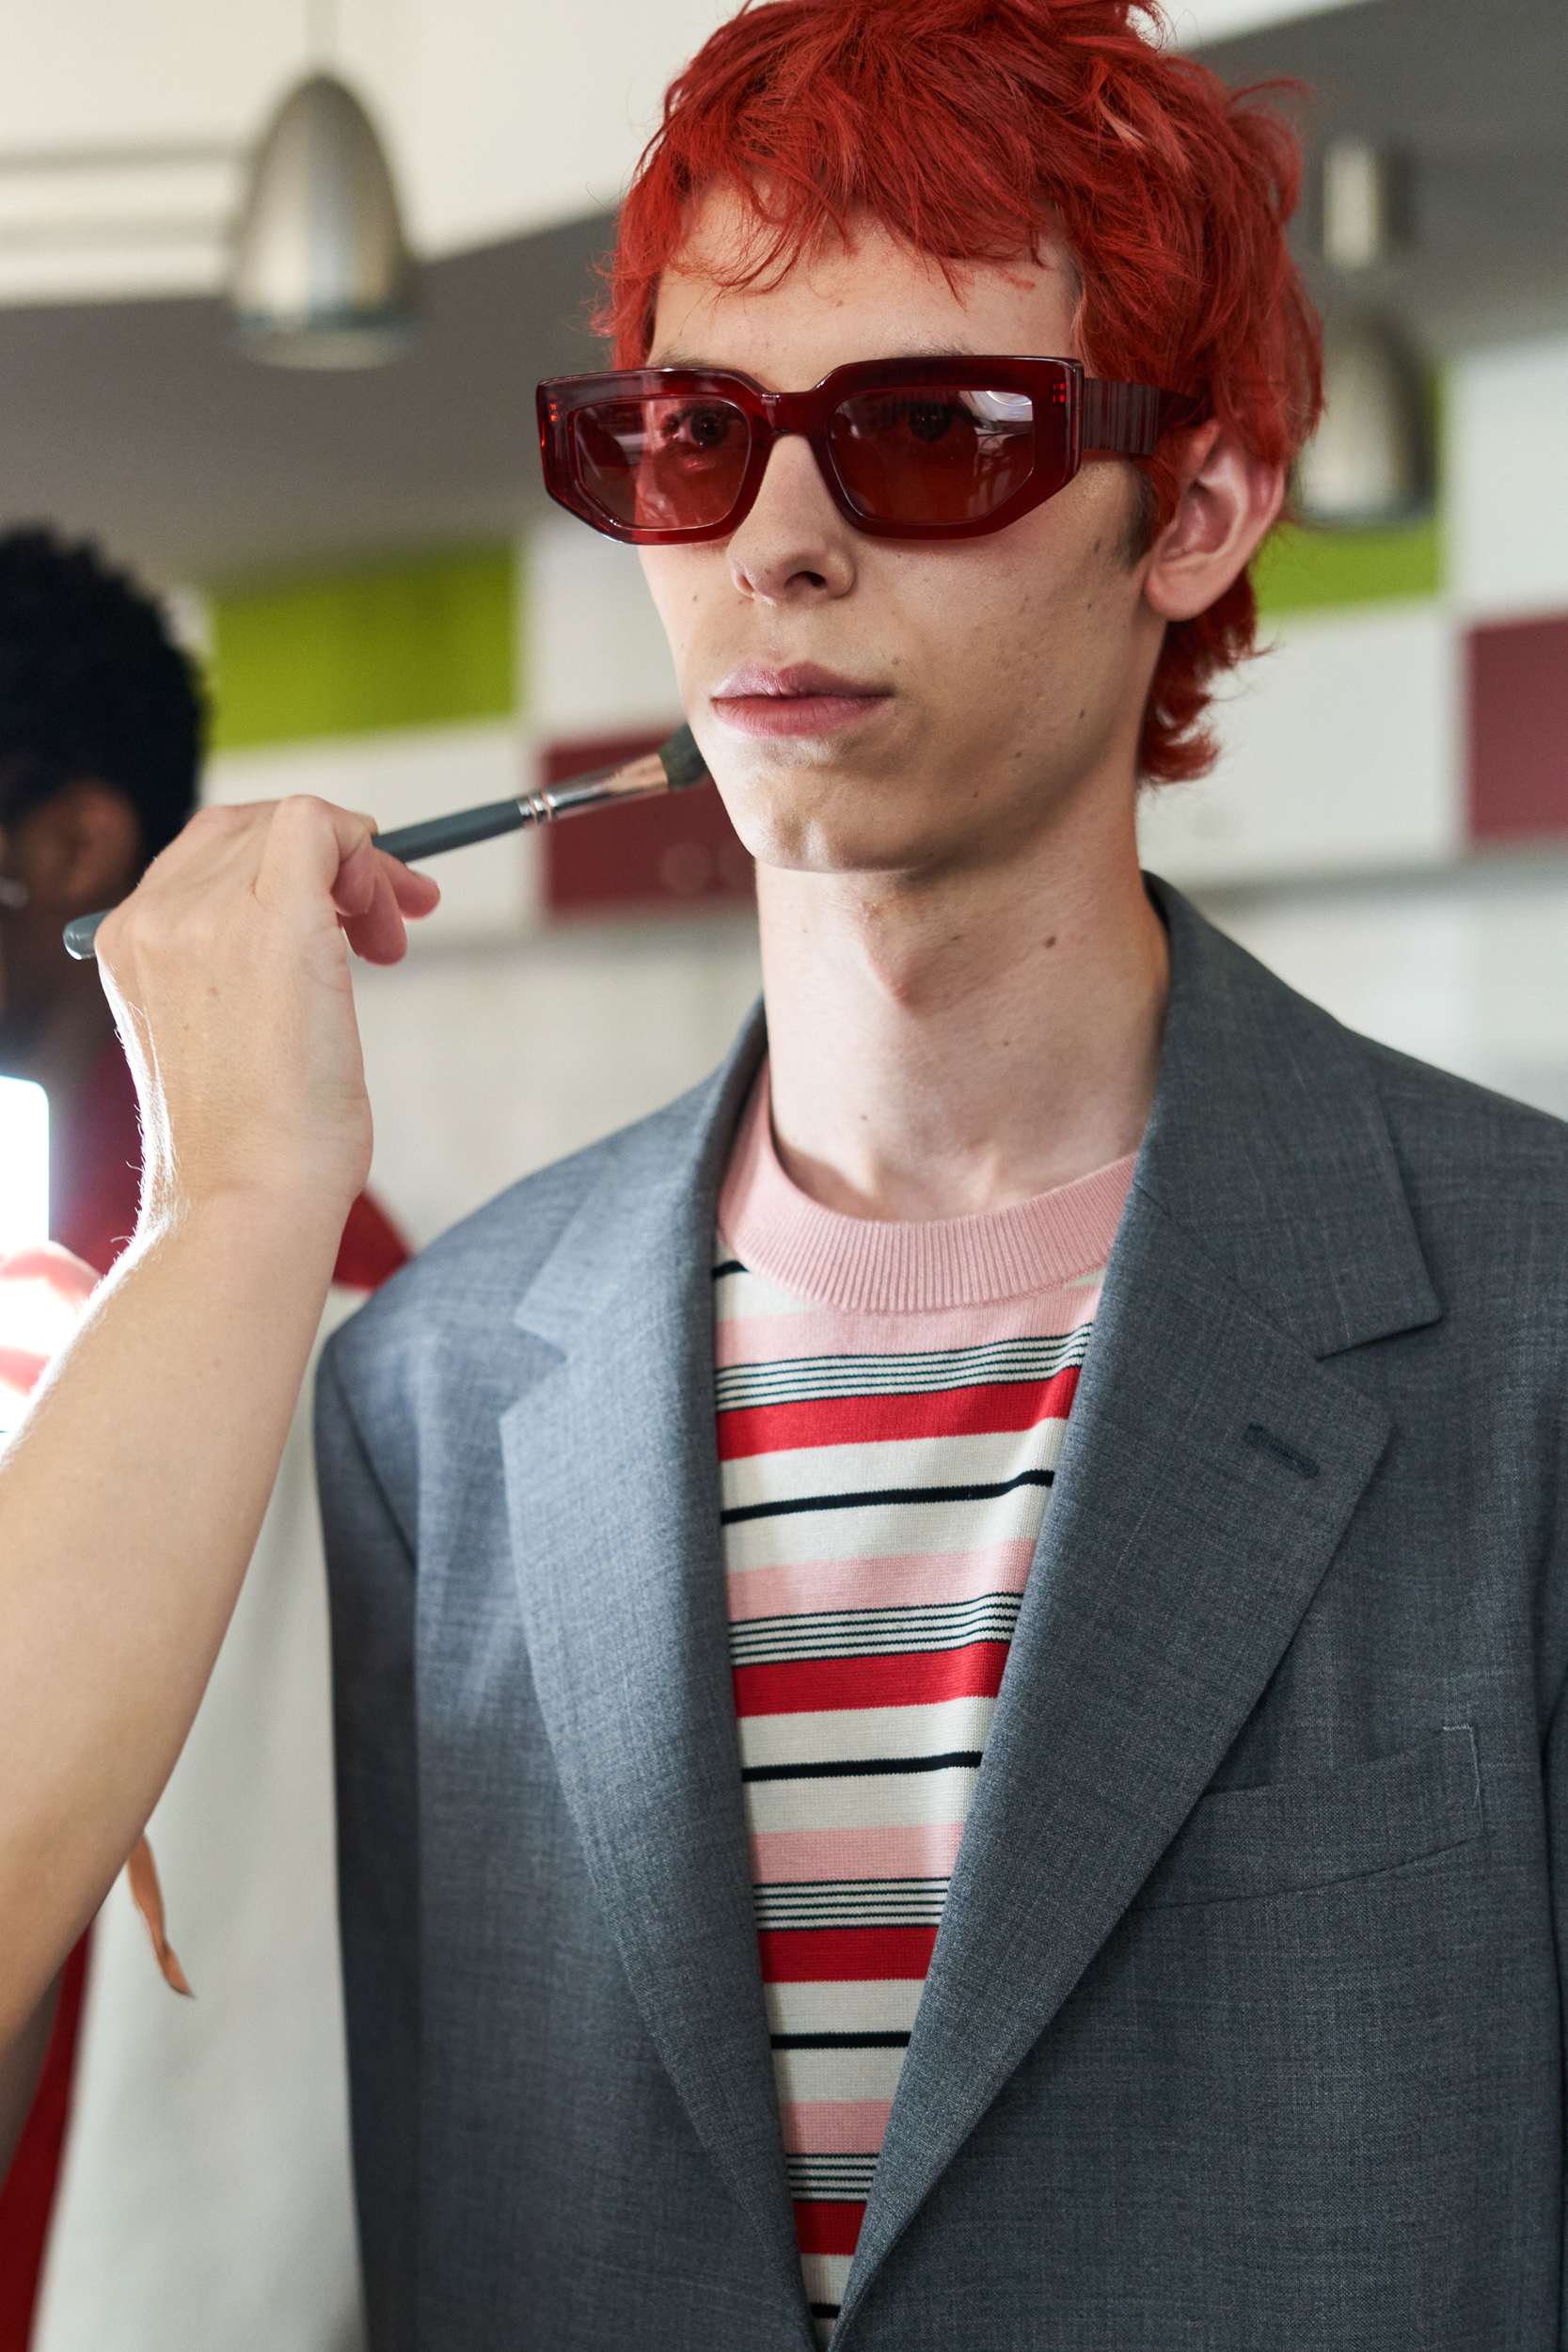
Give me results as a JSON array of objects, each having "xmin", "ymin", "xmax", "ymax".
[
  {"xmin": 528, "ymin": 515, "xmax": 682, "ymax": 739},
  {"xmin": 1137, "ymin": 602, "xmax": 1462, "ymax": 886},
  {"xmin": 1204, "ymin": 864, "xmax": 1568, "ymax": 1124},
  {"xmin": 1448, "ymin": 333, "xmax": 1568, "ymax": 626},
  {"xmin": 352, "ymin": 917, "xmax": 761, "ymax": 1245}
]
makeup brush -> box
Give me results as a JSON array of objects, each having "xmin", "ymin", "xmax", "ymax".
[{"xmin": 63, "ymin": 723, "xmax": 709, "ymax": 961}]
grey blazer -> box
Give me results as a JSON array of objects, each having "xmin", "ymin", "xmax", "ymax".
[{"xmin": 318, "ymin": 880, "xmax": 1568, "ymax": 2351}]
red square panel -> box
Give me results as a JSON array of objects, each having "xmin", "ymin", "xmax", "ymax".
[
  {"xmin": 1468, "ymin": 612, "xmax": 1568, "ymax": 842},
  {"xmin": 540, "ymin": 727, "xmax": 755, "ymax": 917}
]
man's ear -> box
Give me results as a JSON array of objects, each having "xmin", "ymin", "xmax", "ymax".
[
  {"xmin": 10, "ymin": 781, "xmax": 145, "ymax": 917},
  {"xmin": 1141, "ymin": 422, "xmax": 1286, "ymax": 625}
]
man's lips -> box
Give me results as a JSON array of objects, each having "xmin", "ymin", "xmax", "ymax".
[{"xmin": 709, "ymin": 662, "xmax": 892, "ymax": 739}]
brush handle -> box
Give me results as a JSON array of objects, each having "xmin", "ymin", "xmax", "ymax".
[{"xmin": 63, "ymin": 724, "xmax": 708, "ymax": 960}]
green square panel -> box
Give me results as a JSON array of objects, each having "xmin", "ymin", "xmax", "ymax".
[
  {"xmin": 1253, "ymin": 516, "xmax": 1443, "ymax": 617},
  {"xmin": 210, "ymin": 545, "xmax": 518, "ymax": 750}
]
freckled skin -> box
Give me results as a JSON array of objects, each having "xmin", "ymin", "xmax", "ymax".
[{"xmin": 639, "ymin": 204, "xmax": 1162, "ymax": 888}]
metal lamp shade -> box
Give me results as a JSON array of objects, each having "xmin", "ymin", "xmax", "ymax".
[
  {"xmin": 230, "ymin": 73, "xmax": 416, "ymax": 369},
  {"xmin": 1297, "ymin": 312, "xmax": 1432, "ymax": 527}
]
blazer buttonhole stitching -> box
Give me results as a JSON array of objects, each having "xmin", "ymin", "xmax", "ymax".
[{"xmin": 1243, "ymin": 1422, "xmax": 1321, "ymax": 1480}]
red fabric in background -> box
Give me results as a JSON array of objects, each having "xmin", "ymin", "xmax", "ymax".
[
  {"xmin": 541, "ymin": 729, "xmax": 755, "ymax": 918},
  {"xmin": 0, "ymin": 1944, "xmax": 89, "ymax": 2343},
  {"xmin": 0, "ymin": 1038, "xmax": 409, "ymax": 2347},
  {"xmin": 49, "ymin": 1034, "xmax": 145, "ymax": 1278},
  {"xmin": 1467, "ymin": 612, "xmax": 1568, "ymax": 842}
]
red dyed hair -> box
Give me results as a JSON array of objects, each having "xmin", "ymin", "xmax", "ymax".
[{"xmin": 605, "ymin": 0, "xmax": 1321, "ymax": 782}]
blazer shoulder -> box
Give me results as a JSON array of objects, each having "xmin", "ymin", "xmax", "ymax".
[
  {"xmin": 1355, "ymin": 1027, "xmax": 1568, "ymax": 1179},
  {"xmin": 323, "ymin": 1060, "xmax": 731, "ymax": 1395},
  {"xmin": 1347, "ymin": 1029, "xmax": 1568, "ymax": 1324},
  {"xmin": 1175, "ymin": 882, "xmax": 1568, "ymax": 1184}
]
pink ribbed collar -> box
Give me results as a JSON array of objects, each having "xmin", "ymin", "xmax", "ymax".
[{"xmin": 719, "ymin": 1065, "xmax": 1137, "ymax": 1314}]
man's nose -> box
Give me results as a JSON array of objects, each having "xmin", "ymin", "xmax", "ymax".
[{"xmin": 725, "ymin": 432, "xmax": 857, "ymax": 604}]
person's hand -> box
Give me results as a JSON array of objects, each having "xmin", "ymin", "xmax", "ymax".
[
  {"xmin": 91, "ymin": 799, "xmax": 438, "ymax": 1239},
  {"xmin": 0, "ymin": 1243, "xmax": 99, "ymax": 1413}
]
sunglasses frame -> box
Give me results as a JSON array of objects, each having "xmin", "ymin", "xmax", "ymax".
[{"xmin": 537, "ymin": 356, "xmax": 1198, "ymax": 546}]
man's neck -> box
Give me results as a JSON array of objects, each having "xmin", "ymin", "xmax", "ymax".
[{"xmin": 757, "ymin": 788, "xmax": 1167, "ymax": 1222}]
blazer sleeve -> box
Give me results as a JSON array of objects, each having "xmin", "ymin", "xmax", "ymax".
[
  {"xmin": 1548, "ymin": 1660, "xmax": 1568, "ymax": 2350},
  {"xmin": 316, "ymin": 1342, "xmax": 421, "ymax": 2352}
]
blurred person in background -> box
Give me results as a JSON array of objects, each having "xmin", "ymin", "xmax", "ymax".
[{"xmin": 0, "ymin": 529, "xmax": 407, "ymax": 2352}]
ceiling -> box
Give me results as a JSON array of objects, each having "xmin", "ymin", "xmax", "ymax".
[
  {"xmin": 0, "ymin": 212, "xmax": 614, "ymax": 585},
  {"xmin": 0, "ymin": 0, "xmax": 1561, "ymax": 588}
]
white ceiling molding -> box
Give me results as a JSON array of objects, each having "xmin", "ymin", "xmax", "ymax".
[
  {"xmin": 1170, "ymin": 0, "xmax": 1372, "ymax": 46},
  {"xmin": 0, "ymin": 142, "xmax": 242, "ymax": 302}
]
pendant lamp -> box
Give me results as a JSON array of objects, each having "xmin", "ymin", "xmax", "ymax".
[
  {"xmin": 1298, "ymin": 310, "xmax": 1432, "ymax": 526},
  {"xmin": 230, "ymin": 73, "xmax": 416, "ymax": 368},
  {"xmin": 1297, "ymin": 136, "xmax": 1431, "ymax": 527}
]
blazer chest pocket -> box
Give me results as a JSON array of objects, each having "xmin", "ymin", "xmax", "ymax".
[{"xmin": 1137, "ymin": 1724, "xmax": 1481, "ymax": 1909}]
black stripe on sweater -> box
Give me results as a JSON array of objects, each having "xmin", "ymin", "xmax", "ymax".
[{"xmin": 721, "ymin": 1467, "xmax": 1053, "ymax": 1526}]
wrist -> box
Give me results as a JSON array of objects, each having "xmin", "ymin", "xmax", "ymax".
[{"xmin": 133, "ymin": 1179, "xmax": 353, "ymax": 1278}]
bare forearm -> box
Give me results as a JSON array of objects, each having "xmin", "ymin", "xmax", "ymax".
[
  {"xmin": 0, "ymin": 792, "xmax": 435, "ymax": 2043},
  {"xmin": 0, "ymin": 1191, "xmax": 341, "ymax": 2043}
]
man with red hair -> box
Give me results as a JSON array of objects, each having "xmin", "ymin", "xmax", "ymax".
[{"xmin": 317, "ymin": 1, "xmax": 1568, "ymax": 2345}]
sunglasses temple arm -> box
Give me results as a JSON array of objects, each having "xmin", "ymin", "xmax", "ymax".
[{"xmin": 1081, "ymin": 380, "xmax": 1199, "ymax": 456}]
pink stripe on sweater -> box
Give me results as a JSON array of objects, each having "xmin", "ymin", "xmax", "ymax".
[
  {"xmin": 780, "ymin": 2101, "xmax": 896, "ymax": 2154},
  {"xmin": 752, "ymin": 1820, "xmax": 968, "ymax": 1884},
  {"xmin": 727, "ymin": 1537, "xmax": 1037, "ymax": 1624}
]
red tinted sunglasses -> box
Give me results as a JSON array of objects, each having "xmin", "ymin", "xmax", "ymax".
[{"xmin": 537, "ymin": 357, "xmax": 1196, "ymax": 546}]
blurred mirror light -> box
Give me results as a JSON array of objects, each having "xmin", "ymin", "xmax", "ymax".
[
  {"xmin": 1301, "ymin": 135, "xmax": 1430, "ymax": 528},
  {"xmin": 0, "ymin": 1073, "xmax": 47, "ymax": 1258},
  {"xmin": 0, "ymin": 1074, "xmax": 50, "ymax": 1434},
  {"xmin": 1298, "ymin": 310, "xmax": 1433, "ymax": 527},
  {"xmin": 230, "ymin": 73, "xmax": 416, "ymax": 370},
  {"xmin": 1322, "ymin": 136, "xmax": 1412, "ymax": 276}
]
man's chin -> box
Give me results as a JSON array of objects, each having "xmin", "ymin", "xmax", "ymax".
[{"xmin": 741, "ymin": 806, "xmax": 965, "ymax": 884}]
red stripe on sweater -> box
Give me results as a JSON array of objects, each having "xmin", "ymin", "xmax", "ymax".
[
  {"xmin": 719, "ymin": 1365, "xmax": 1080, "ymax": 1459},
  {"xmin": 759, "ymin": 1925, "xmax": 940, "ymax": 1983},
  {"xmin": 793, "ymin": 2201, "xmax": 866, "ymax": 2257},
  {"xmin": 734, "ymin": 1641, "xmax": 1008, "ymax": 1718}
]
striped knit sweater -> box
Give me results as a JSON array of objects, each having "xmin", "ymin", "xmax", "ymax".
[{"xmin": 716, "ymin": 1073, "xmax": 1134, "ymax": 2342}]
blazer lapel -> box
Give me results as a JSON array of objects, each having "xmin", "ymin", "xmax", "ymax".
[
  {"xmin": 837, "ymin": 883, "xmax": 1442, "ymax": 2331},
  {"xmin": 499, "ymin": 1011, "xmax": 814, "ymax": 2344}
]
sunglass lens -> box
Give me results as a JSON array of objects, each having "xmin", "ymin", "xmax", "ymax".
[
  {"xmin": 571, "ymin": 396, "xmax": 752, "ymax": 533},
  {"xmin": 828, "ymin": 385, "xmax": 1056, "ymax": 525}
]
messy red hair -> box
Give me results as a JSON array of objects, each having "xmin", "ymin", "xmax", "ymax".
[{"xmin": 604, "ymin": 0, "xmax": 1320, "ymax": 782}]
